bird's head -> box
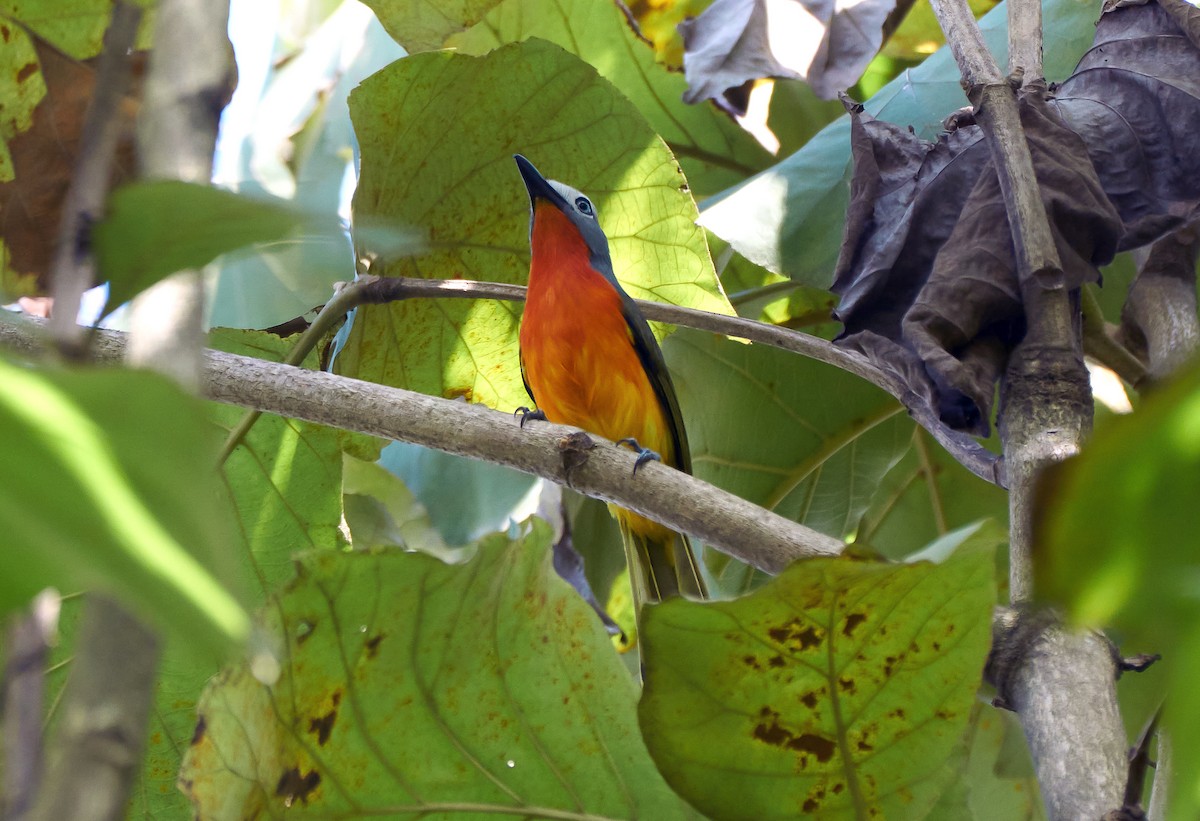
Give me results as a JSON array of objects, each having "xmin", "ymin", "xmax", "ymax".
[{"xmin": 514, "ymin": 154, "xmax": 612, "ymax": 270}]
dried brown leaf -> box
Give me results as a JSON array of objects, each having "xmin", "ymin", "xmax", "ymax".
[
  {"xmin": 832, "ymin": 0, "xmax": 1200, "ymax": 434},
  {"xmin": 0, "ymin": 28, "xmax": 141, "ymax": 294}
]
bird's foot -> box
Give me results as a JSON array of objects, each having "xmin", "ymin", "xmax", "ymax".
[
  {"xmin": 616, "ymin": 438, "xmax": 661, "ymax": 476},
  {"xmin": 515, "ymin": 407, "xmax": 547, "ymax": 428}
]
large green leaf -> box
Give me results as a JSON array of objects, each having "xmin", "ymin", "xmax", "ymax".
[
  {"xmin": 337, "ymin": 39, "xmax": 731, "ymax": 412},
  {"xmin": 0, "ymin": 351, "xmax": 248, "ymax": 651},
  {"xmin": 699, "ymin": 0, "xmax": 1104, "ymax": 286},
  {"xmin": 361, "ymin": 0, "xmax": 506, "ymax": 51},
  {"xmin": 449, "ymin": 0, "xmax": 774, "ymax": 198},
  {"xmin": 665, "ymin": 330, "xmax": 912, "ymax": 592},
  {"xmin": 639, "ymin": 522, "xmax": 999, "ymax": 820},
  {"xmin": 1035, "ymin": 359, "xmax": 1200, "ymax": 820},
  {"xmin": 180, "ymin": 520, "xmax": 702, "ymax": 819},
  {"xmin": 209, "ymin": 328, "xmax": 349, "ymax": 591},
  {"xmin": 378, "ymin": 441, "xmax": 538, "ymax": 546},
  {"xmin": 925, "ymin": 704, "xmax": 1044, "ymax": 820}
]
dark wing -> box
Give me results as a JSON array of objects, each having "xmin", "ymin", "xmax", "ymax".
[
  {"xmin": 618, "ymin": 294, "xmax": 691, "ymax": 475},
  {"xmin": 519, "ymin": 345, "xmax": 538, "ymax": 408}
]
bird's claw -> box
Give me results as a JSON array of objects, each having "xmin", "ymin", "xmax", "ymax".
[
  {"xmin": 616, "ymin": 438, "xmax": 661, "ymax": 476},
  {"xmin": 515, "ymin": 406, "xmax": 547, "ymax": 428}
]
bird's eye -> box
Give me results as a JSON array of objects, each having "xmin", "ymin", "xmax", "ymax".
[{"xmin": 575, "ymin": 197, "xmax": 594, "ymax": 217}]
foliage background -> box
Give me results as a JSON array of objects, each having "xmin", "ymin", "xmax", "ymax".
[{"xmin": 0, "ymin": 0, "xmax": 1190, "ymax": 817}]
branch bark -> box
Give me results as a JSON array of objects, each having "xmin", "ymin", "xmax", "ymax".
[
  {"xmin": 925, "ymin": 0, "xmax": 1126, "ymax": 815},
  {"xmin": 2, "ymin": 591, "xmax": 60, "ymax": 821},
  {"xmin": 0, "ymin": 318, "xmax": 844, "ymax": 574}
]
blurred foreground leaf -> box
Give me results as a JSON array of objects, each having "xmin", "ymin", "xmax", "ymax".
[
  {"xmin": 640, "ymin": 522, "xmax": 999, "ymax": 820},
  {"xmin": 95, "ymin": 181, "xmax": 421, "ymax": 315},
  {"xmin": 0, "ymin": 351, "xmax": 248, "ymax": 653}
]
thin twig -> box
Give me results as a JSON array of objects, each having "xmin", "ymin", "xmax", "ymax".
[{"xmin": 345, "ymin": 276, "xmax": 1005, "ymax": 485}]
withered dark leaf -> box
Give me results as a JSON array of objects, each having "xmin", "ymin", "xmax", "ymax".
[
  {"xmin": 680, "ymin": 0, "xmax": 899, "ymax": 104},
  {"xmin": 832, "ymin": 0, "xmax": 1200, "ymax": 436}
]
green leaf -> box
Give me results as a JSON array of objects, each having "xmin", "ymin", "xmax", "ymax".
[
  {"xmin": 341, "ymin": 453, "xmax": 458, "ymax": 561},
  {"xmin": 449, "ymin": 0, "xmax": 774, "ymax": 197},
  {"xmin": 337, "ymin": 39, "xmax": 731, "ymax": 412},
  {"xmin": 639, "ymin": 522, "xmax": 999, "ymax": 820},
  {"xmin": 925, "ymin": 704, "xmax": 1044, "ymax": 821},
  {"xmin": 699, "ymin": 0, "xmax": 1104, "ymax": 285},
  {"xmin": 377, "ymin": 441, "xmax": 538, "ymax": 546},
  {"xmin": 665, "ymin": 330, "xmax": 912, "ymax": 591},
  {"xmin": 361, "ymin": 0, "xmax": 506, "ymax": 51},
  {"xmin": 0, "ymin": 353, "xmax": 248, "ymax": 653},
  {"xmin": 180, "ymin": 520, "xmax": 702, "ymax": 819},
  {"xmin": 94, "ymin": 181, "xmax": 404, "ymax": 316},
  {"xmin": 209, "ymin": 328, "xmax": 350, "ymax": 593},
  {"xmin": 1035, "ymin": 359, "xmax": 1200, "ymax": 821},
  {"xmin": 858, "ymin": 428, "xmax": 1008, "ymax": 560}
]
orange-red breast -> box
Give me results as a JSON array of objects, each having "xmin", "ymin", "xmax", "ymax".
[{"xmin": 514, "ymin": 154, "xmax": 706, "ymax": 608}]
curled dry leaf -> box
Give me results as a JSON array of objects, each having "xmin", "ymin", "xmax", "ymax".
[
  {"xmin": 832, "ymin": 0, "xmax": 1200, "ymax": 435},
  {"xmin": 679, "ymin": 0, "xmax": 899, "ymax": 105}
]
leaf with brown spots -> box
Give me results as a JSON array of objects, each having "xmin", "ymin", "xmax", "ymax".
[
  {"xmin": 639, "ymin": 521, "xmax": 1001, "ymax": 820},
  {"xmin": 181, "ymin": 519, "xmax": 702, "ymax": 819}
]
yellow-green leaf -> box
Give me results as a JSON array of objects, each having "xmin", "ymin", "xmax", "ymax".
[
  {"xmin": 639, "ymin": 522, "xmax": 999, "ymax": 820},
  {"xmin": 337, "ymin": 39, "xmax": 731, "ymax": 412}
]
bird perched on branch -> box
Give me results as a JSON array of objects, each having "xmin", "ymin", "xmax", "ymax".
[{"xmin": 514, "ymin": 154, "xmax": 707, "ymax": 618}]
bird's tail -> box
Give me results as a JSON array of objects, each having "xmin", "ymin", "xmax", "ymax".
[{"xmin": 617, "ymin": 517, "xmax": 708, "ymax": 609}]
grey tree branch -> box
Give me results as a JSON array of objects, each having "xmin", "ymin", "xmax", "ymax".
[
  {"xmin": 32, "ymin": 2, "xmax": 234, "ymax": 820},
  {"xmin": 44, "ymin": 2, "xmax": 142, "ymax": 353},
  {"xmin": 0, "ymin": 318, "xmax": 845, "ymax": 574},
  {"xmin": 925, "ymin": 0, "xmax": 1126, "ymax": 816},
  {"xmin": 2, "ymin": 590, "xmax": 60, "ymax": 821},
  {"xmin": 345, "ymin": 275, "xmax": 1005, "ymax": 486},
  {"xmin": 1121, "ymin": 222, "xmax": 1200, "ymax": 381},
  {"xmin": 1008, "ymin": 0, "xmax": 1043, "ymax": 82}
]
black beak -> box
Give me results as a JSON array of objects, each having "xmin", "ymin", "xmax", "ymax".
[{"xmin": 514, "ymin": 154, "xmax": 567, "ymax": 209}]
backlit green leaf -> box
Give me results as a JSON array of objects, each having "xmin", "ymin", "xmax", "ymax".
[
  {"xmin": 337, "ymin": 39, "xmax": 731, "ymax": 412},
  {"xmin": 450, "ymin": 0, "xmax": 774, "ymax": 197}
]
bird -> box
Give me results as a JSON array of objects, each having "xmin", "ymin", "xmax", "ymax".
[{"xmin": 513, "ymin": 154, "xmax": 707, "ymax": 617}]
